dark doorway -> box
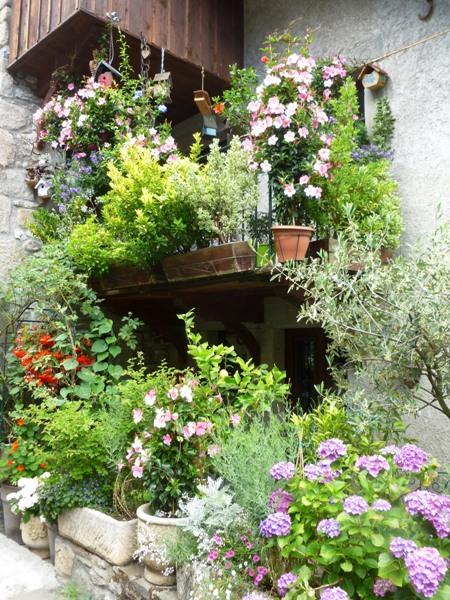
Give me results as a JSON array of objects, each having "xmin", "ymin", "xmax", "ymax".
[{"xmin": 285, "ymin": 328, "xmax": 329, "ymax": 411}]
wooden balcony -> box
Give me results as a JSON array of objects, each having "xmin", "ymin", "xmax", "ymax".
[{"xmin": 8, "ymin": 0, "xmax": 243, "ymax": 122}]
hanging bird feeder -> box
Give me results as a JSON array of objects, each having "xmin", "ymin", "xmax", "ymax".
[
  {"xmin": 94, "ymin": 12, "xmax": 122, "ymax": 87},
  {"xmin": 152, "ymin": 48, "xmax": 172, "ymax": 104},
  {"xmin": 358, "ymin": 63, "xmax": 388, "ymax": 90},
  {"xmin": 194, "ymin": 66, "xmax": 213, "ymax": 116}
]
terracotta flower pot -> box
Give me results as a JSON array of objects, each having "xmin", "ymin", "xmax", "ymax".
[
  {"xmin": 272, "ymin": 225, "xmax": 314, "ymax": 261},
  {"xmin": 136, "ymin": 503, "xmax": 188, "ymax": 586},
  {"xmin": 20, "ymin": 516, "xmax": 49, "ymax": 558},
  {"xmin": 0, "ymin": 483, "xmax": 22, "ymax": 544}
]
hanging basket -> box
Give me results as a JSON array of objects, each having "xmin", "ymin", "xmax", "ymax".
[{"xmin": 272, "ymin": 225, "xmax": 314, "ymax": 262}]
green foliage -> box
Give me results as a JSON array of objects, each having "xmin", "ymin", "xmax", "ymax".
[
  {"xmin": 265, "ymin": 439, "xmax": 447, "ymax": 599},
  {"xmin": 372, "ymin": 97, "xmax": 396, "ymax": 151},
  {"xmin": 213, "ymin": 64, "xmax": 259, "ymax": 133},
  {"xmin": 1, "ymin": 244, "xmax": 140, "ymax": 406},
  {"xmin": 313, "ymin": 81, "xmax": 402, "ymax": 248},
  {"xmin": 280, "ymin": 225, "xmax": 450, "ymax": 423},
  {"xmin": 180, "ymin": 310, "xmax": 289, "ymax": 414},
  {"xmin": 58, "ymin": 581, "xmax": 92, "ymax": 600},
  {"xmin": 211, "ymin": 413, "xmax": 297, "ymax": 524}
]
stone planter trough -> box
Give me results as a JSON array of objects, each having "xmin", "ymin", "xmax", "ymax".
[
  {"xmin": 0, "ymin": 483, "xmax": 22, "ymax": 544},
  {"xmin": 58, "ymin": 507, "xmax": 137, "ymax": 566}
]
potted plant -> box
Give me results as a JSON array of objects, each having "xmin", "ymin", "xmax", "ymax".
[
  {"xmin": 6, "ymin": 475, "xmax": 50, "ymax": 558},
  {"xmin": 241, "ymin": 33, "xmax": 348, "ymax": 261},
  {"xmin": 161, "ymin": 135, "xmax": 259, "ymax": 281}
]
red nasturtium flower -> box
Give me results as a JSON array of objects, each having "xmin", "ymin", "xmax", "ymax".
[
  {"xmin": 39, "ymin": 334, "xmax": 54, "ymax": 347},
  {"xmin": 17, "ymin": 465, "xmax": 25, "ymax": 472},
  {"xmin": 17, "ymin": 418, "xmax": 25, "ymax": 427},
  {"xmin": 77, "ymin": 354, "xmax": 94, "ymax": 367},
  {"xmin": 39, "ymin": 462, "xmax": 47, "ymax": 469},
  {"xmin": 260, "ymin": 55, "xmax": 269, "ymax": 64},
  {"xmin": 10, "ymin": 440, "xmax": 19, "ymax": 453},
  {"xmin": 6, "ymin": 460, "xmax": 14, "ymax": 467},
  {"xmin": 214, "ymin": 102, "xmax": 225, "ymax": 115}
]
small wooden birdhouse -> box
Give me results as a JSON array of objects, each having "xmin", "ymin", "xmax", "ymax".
[
  {"xmin": 358, "ymin": 63, "xmax": 388, "ymax": 90},
  {"xmin": 35, "ymin": 178, "xmax": 52, "ymax": 199},
  {"xmin": 201, "ymin": 114, "xmax": 229, "ymax": 141},
  {"xmin": 94, "ymin": 61, "xmax": 122, "ymax": 88},
  {"xmin": 194, "ymin": 90, "xmax": 213, "ymax": 116}
]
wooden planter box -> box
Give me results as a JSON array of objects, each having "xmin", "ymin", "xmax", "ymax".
[
  {"xmin": 58, "ymin": 508, "xmax": 137, "ymax": 566},
  {"xmin": 162, "ymin": 241, "xmax": 256, "ymax": 282},
  {"xmin": 93, "ymin": 265, "xmax": 166, "ymax": 291}
]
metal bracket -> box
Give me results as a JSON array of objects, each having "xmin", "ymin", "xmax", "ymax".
[{"xmin": 419, "ymin": 0, "xmax": 433, "ymax": 20}]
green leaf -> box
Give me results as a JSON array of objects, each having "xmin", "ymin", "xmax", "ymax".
[
  {"xmin": 92, "ymin": 361, "xmax": 108, "ymax": 372},
  {"xmin": 91, "ymin": 339, "xmax": 108, "ymax": 353},
  {"xmin": 108, "ymin": 364, "xmax": 123, "ymax": 380},
  {"xmin": 109, "ymin": 345, "xmax": 121, "ymax": 358},
  {"xmin": 98, "ymin": 319, "xmax": 113, "ymax": 334},
  {"xmin": 62, "ymin": 358, "xmax": 78, "ymax": 370},
  {"xmin": 371, "ymin": 533, "xmax": 385, "ymax": 547},
  {"xmin": 340, "ymin": 561, "xmax": 353, "ymax": 572},
  {"xmin": 74, "ymin": 383, "xmax": 92, "ymax": 400}
]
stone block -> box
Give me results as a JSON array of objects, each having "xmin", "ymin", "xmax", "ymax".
[
  {"xmin": 13, "ymin": 199, "xmax": 39, "ymax": 209},
  {"xmin": 15, "ymin": 207, "xmax": 34, "ymax": 228},
  {"xmin": 23, "ymin": 237, "xmax": 42, "ymax": 253},
  {"xmin": 58, "ymin": 507, "xmax": 138, "ymax": 566},
  {"xmin": 0, "ymin": 98, "xmax": 31, "ymax": 130},
  {"xmin": 54, "ymin": 536, "xmax": 75, "ymax": 578},
  {"xmin": 0, "ymin": 194, "xmax": 11, "ymax": 232},
  {"xmin": 150, "ymin": 587, "xmax": 178, "ymax": 600},
  {"xmin": 0, "ymin": 69, "xmax": 14, "ymax": 96},
  {"xmin": 0, "ymin": 129, "xmax": 15, "ymax": 166},
  {"xmin": 0, "ymin": 237, "xmax": 20, "ymax": 277},
  {"xmin": 0, "ymin": 17, "xmax": 8, "ymax": 46},
  {"xmin": 5, "ymin": 168, "xmax": 35, "ymax": 198}
]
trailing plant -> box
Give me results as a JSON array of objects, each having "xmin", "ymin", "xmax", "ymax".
[{"xmin": 1, "ymin": 244, "xmax": 141, "ymax": 405}]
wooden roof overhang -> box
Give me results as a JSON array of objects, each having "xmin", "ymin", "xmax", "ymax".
[
  {"xmin": 8, "ymin": 1, "xmax": 243, "ymax": 123},
  {"xmin": 92, "ymin": 268, "xmax": 304, "ymax": 363}
]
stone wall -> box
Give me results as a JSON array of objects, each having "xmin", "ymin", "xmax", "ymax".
[
  {"xmin": 244, "ymin": 0, "xmax": 450, "ymax": 464},
  {"xmin": 0, "ymin": 0, "xmax": 41, "ymax": 282}
]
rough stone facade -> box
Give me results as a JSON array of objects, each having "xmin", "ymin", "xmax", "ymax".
[
  {"xmin": 0, "ymin": 0, "xmax": 41, "ymax": 282},
  {"xmin": 244, "ymin": 0, "xmax": 450, "ymax": 463},
  {"xmin": 55, "ymin": 535, "xmax": 178, "ymax": 600}
]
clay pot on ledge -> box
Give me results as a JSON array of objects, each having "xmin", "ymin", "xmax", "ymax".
[
  {"xmin": 20, "ymin": 515, "xmax": 49, "ymax": 558},
  {"xmin": 272, "ymin": 225, "xmax": 314, "ymax": 262},
  {"xmin": 136, "ymin": 503, "xmax": 188, "ymax": 587}
]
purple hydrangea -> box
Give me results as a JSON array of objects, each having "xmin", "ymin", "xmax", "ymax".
[
  {"xmin": 259, "ymin": 512, "xmax": 291, "ymax": 538},
  {"xmin": 320, "ymin": 586, "xmax": 349, "ymax": 600},
  {"xmin": 317, "ymin": 438, "xmax": 347, "ymax": 462},
  {"xmin": 393, "ymin": 444, "xmax": 428, "ymax": 473},
  {"xmin": 304, "ymin": 462, "xmax": 340, "ymax": 483},
  {"xmin": 317, "ymin": 518, "xmax": 341, "ymax": 538},
  {"xmin": 343, "ymin": 495, "xmax": 369, "ymax": 515},
  {"xmin": 242, "ymin": 594, "xmax": 267, "ymax": 600},
  {"xmin": 404, "ymin": 547, "xmax": 447, "ymax": 597},
  {"xmin": 268, "ymin": 488, "xmax": 293, "ymax": 513},
  {"xmin": 373, "ymin": 578, "xmax": 397, "ymax": 597},
  {"xmin": 277, "ymin": 572, "xmax": 298, "ymax": 597},
  {"xmin": 404, "ymin": 490, "xmax": 450, "ymax": 538},
  {"xmin": 270, "ymin": 461, "xmax": 296, "ymax": 481},
  {"xmin": 372, "ymin": 499, "xmax": 392, "ymax": 512},
  {"xmin": 380, "ymin": 445, "xmax": 400, "ymax": 456},
  {"xmin": 355, "ymin": 454, "xmax": 390, "ymax": 477},
  {"xmin": 389, "ymin": 537, "xmax": 417, "ymax": 559}
]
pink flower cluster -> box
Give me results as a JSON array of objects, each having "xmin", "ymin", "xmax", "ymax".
[
  {"xmin": 355, "ymin": 454, "xmax": 390, "ymax": 477},
  {"xmin": 242, "ymin": 49, "xmax": 347, "ymax": 201},
  {"xmin": 182, "ymin": 421, "xmax": 213, "ymax": 438}
]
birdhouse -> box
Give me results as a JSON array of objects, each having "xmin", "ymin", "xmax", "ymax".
[
  {"xmin": 358, "ymin": 64, "xmax": 388, "ymax": 90},
  {"xmin": 201, "ymin": 114, "xmax": 229, "ymax": 142},
  {"xmin": 194, "ymin": 90, "xmax": 213, "ymax": 116},
  {"xmin": 153, "ymin": 71, "xmax": 173, "ymax": 104},
  {"xmin": 35, "ymin": 178, "xmax": 52, "ymax": 199},
  {"xmin": 94, "ymin": 61, "xmax": 122, "ymax": 88}
]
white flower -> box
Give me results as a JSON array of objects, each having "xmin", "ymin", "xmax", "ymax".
[
  {"xmin": 268, "ymin": 135, "xmax": 278, "ymax": 146},
  {"xmin": 304, "ymin": 185, "xmax": 322, "ymax": 199},
  {"xmin": 285, "ymin": 102, "xmax": 298, "ymax": 117},
  {"xmin": 284, "ymin": 131, "xmax": 296, "ymax": 143},
  {"xmin": 179, "ymin": 384, "xmax": 193, "ymax": 402},
  {"xmin": 260, "ymin": 160, "xmax": 272, "ymax": 173},
  {"xmin": 263, "ymin": 74, "xmax": 281, "ymax": 87}
]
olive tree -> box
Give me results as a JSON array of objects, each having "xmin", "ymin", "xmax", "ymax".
[{"xmin": 279, "ymin": 226, "xmax": 450, "ymax": 421}]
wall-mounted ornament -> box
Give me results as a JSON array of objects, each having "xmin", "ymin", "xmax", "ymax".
[
  {"xmin": 358, "ymin": 63, "xmax": 388, "ymax": 90},
  {"xmin": 35, "ymin": 178, "xmax": 52, "ymax": 200}
]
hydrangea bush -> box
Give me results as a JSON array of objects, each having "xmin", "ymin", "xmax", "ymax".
[{"xmin": 258, "ymin": 439, "xmax": 450, "ymax": 599}]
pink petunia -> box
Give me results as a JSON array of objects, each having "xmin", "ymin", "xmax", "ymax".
[{"xmin": 162, "ymin": 434, "xmax": 172, "ymax": 446}]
